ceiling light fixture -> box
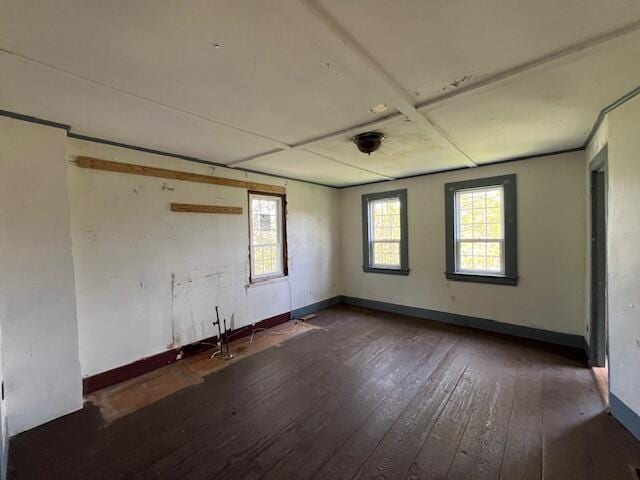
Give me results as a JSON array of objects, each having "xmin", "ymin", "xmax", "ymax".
[{"xmin": 352, "ymin": 132, "xmax": 385, "ymax": 155}]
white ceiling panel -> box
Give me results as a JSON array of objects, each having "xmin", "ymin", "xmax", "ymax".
[
  {"xmin": 1, "ymin": 0, "xmax": 640, "ymax": 186},
  {"xmin": 0, "ymin": 53, "xmax": 279, "ymax": 164},
  {"xmin": 424, "ymin": 31, "xmax": 640, "ymax": 164},
  {"xmin": 1, "ymin": 0, "xmax": 395, "ymax": 145},
  {"xmin": 319, "ymin": 0, "xmax": 640, "ymax": 102},
  {"xmin": 237, "ymin": 150, "xmax": 387, "ymax": 187},
  {"xmin": 307, "ymin": 117, "xmax": 470, "ymax": 178}
]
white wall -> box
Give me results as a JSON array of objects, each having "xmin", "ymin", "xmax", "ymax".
[
  {"xmin": 603, "ymin": 97, "xmax": 640, "ymax": 418},
  {"xmin": 340, "ymin": 152, "xmax": 587, "ymax": 336},
  {"xmin": 0, "ymin": 118, "xmax": 83, "ymax": 435},
  {"xmin": 67, "ymin": 139, "xmax": 341, "ymax": 377}
]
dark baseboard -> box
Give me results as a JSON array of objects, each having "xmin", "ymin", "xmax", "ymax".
[
  {"xmin": 82, "ymin": 312, "xmax": 290, "ymax": 395},
  {"xmin": 291, "ymin": 296, "xmax": 341, "ymax": 319},
  {"xmin": 340, "ymin": 296, "xmax": 585, "ymax": 350},
  {"xmin": 83, "ymin": 295, "xmax": 589, "ymax": 394},
  {"xmin": 610, "ymin": 393, "xmax": 640, "ymax": 441}
]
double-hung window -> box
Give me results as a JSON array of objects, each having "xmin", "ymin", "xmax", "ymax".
[
  {"xmin": 249, "ymin": 192, "xmax": 286, "ymax": 282},
  {"xmin": 445, "ymin": 175, "xmax": 517, "ymax": 285},
  {"xmin": 362, "ymin": 189, "xmax": 409, "ymax": 275}
]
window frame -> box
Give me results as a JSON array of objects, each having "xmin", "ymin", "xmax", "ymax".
[
  {"xmin": 248, "ymin": 191, "xmax": 288, "ymax": 283},
  {"xmin": 444, "ymin": 175, "xmax": 518, "ymax": 286},
  {"xmin": 361, "ymin": 189, "xmax": 409, "ymax": 275}
]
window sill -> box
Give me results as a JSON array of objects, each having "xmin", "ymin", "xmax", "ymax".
[
  {"xmin": 363, "ymin": 267, "xmax": 410, "ymax": 276},
  {"xmin": 445, "ymin": 272, "xmax": 518, "ymax": 286},
  {"xmin": 248, "ymin": 274, "xmax": 288, "ymax": 287}
]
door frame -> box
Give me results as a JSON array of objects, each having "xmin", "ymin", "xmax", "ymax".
[{"xmin": 589, "ymin": 145, "xmax": 608, "ymax": 368}]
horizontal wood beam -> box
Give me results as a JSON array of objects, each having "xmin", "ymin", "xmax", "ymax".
[
  {"xmin": 171, "ymin": 203, "xmax": 242, "ymax": 214},
  {"xmin": 74, "ymin": 156, "xmax": 285, "ymax": 194}
]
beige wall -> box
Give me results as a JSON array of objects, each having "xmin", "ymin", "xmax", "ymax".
[{"xmin": 340, "ymin": 151, "xmax": 587, "ymax": 336}]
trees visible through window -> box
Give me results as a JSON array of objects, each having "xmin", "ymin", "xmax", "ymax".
[
  {"xmin": 445, "ymin": 175, "xmax": 518, "ymax": 285},
  {"xmin": 249, "ymin": 193, "xmax": 285, "ymax": 281},
  {"xmin": 455, "ymin": 186, "xmax": 504, "ymax": 274},
  {"xmin": 362, "ymin": 189, "xmax": 409, "ymax": 275},
  {"xmin": 370, "ymin": 197, "xmax": 402, "ymax": 267}
]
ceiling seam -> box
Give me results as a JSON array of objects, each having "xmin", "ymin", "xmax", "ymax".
[
  {"xmin": 0, "ymin": 47, "xmax": 292, "ymax": 150},
  {"xmin": 303, "ymin": 149, "xmax": 395, "ymax": 180},
  {"xmin": 0, "ymin": 47, "xmax": 407, "ymax": 180},
  {"xmin": 226, "ymin": 112, "xmax": 405, "ymax": 167},
  {"xmin": 229, "ymin": 18, "xmax": 640, "ymax": 171},
  {"xmin": 296, "ymin": 0, "xmax": 477, "ymax": 168}
]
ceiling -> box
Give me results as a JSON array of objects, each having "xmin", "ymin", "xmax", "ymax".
[{"xmin": 1, "ymin": 0, "xmax": 640, "ymax": 187}]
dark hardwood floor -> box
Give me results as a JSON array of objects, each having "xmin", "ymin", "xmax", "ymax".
[{"xmin": 9, "ymin": 306, "xmax": 640, "ymax": 479}]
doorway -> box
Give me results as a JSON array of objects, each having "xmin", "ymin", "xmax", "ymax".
[{"xmin": 590, "ymin": 146, "xmax": 608, "ymax": 375}]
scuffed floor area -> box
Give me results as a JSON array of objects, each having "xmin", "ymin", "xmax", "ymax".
[{"xmin": 88, "ymin": 319, "xmax": 322, "ymax": 423}]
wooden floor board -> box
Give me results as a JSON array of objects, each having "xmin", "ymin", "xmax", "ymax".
[
  {"xmin": 406, "ymin": 334, "xmax": 510, "ymax": 480},
  {"xmin": 444, "ymin": 339, "xmax": 518, "ymax": 480},
  {"xmin": 8, "ymin": 305, "xmax": 640, "ymax": 480},
  {"xmin": 315, "ymin": 331, "xmax": 461, "ymax": 480},
  {"xmin": 259, "ymin": 326, "xmax": 443, "ymax": 480},
  {"xmin": 499, "ymin": 347, "xmax": 544, "ymax": 480}
]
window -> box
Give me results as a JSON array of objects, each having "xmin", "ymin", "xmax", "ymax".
[
  {"xmin": 249, "ymin": 192, "xmax": 286, "ymax": 282},
  {"xmin": 362, "ymin": 189, "xmax": 409, "ymax": 275},
  {"xmin": 445, "ymin": 175, "xmax": 517, "ymax": 285}
]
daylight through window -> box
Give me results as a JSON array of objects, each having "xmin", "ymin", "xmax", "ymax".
[
  {"xmin": 249, "ymin": 193, "xmax": 284, "ymax": 280},
  {"xmin": 370, "ymin": 197, "xmax": 402, "ymax": 267},
  {"xmin": 455, "ymin": 186, "xmax": 504, "ymax": 274}
]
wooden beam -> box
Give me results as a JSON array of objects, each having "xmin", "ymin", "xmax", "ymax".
[
  {"xmin": 75, "ymin": 156, "xmax": 285, "ymax": 194},
  {"xmin": 171, "ymin": 203, "xmax": 242, "ymax": 214}
]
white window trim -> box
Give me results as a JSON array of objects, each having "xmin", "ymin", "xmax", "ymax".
[
  {"xmin": 249, "ymin": 193, "xmax": 286, "ymax": 283},
  {"xmin": 453, "ymin": 185, "xmax": 506, "ymax": 276},
  {"xmin": 368, "ymin": 198, "xmax": 402, "ymax": 269}
]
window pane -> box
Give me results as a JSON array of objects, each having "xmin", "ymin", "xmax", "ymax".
[
  {"xmin": 459, "ymin": 209, "xmax": 473, "ymax": 225},
  {"xmin": 486, "ymin": 208, "xmax": 501, "ymax": 223},
  {"xmin": 460, "ymin": 256, "xmax": 474, "ymax": 270},
  {"xmin": 250, "ymin": 194, "xmax": 283, "ymax": 278},
  {"xmin": 486, "ymin": 256, "xmax": 501, "ymax": 271},
  {"xmin": 373, "ymin": 241, "xmax": 400, "ymax": 266},
  {"xmin": 459, "ymin": 242, "xmax": 473, "ymax": 256},
  {"xmin": 458, "ymin": 192, "xmax": 473, "ymax": 209},
  {"xmin": 472, "ymin": 191, "xmax": 486, "ymax": 209},
  {"xmin": 487, "ymin": 223, "xmax": 502, "ymax": 239},
  {"xmin": 455, "ymin": 186, "xmax": 504, "ymax": 274},
  {"xmin": 363, "ymin": 191, "xmax": 407, "ymax": 272},
  {"xmin": 473, "ymin": 224, "xmax": 487, "ymax": 239},
  {"xmin": 371, "ymin": 198, "xmax": 401, "ymax": 241},
  {"xmin": 460, "ymin": 225, "xmax": 473, "ymax": 239},
  {"xmin": 486, "ymin": 242, "xmax": 501, "ymax": 257},
  {"xmin": 472, "ymin": 242, "xmax": 486, "ymax": 257},
  {"xmin": 473, "ymin": 256, "xmax": 487, "ymax": 270}
]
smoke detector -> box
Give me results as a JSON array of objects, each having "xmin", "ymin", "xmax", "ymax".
[{"xmin": 352, "ymin": 132, "xmax": 385, "ymax": 155}]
